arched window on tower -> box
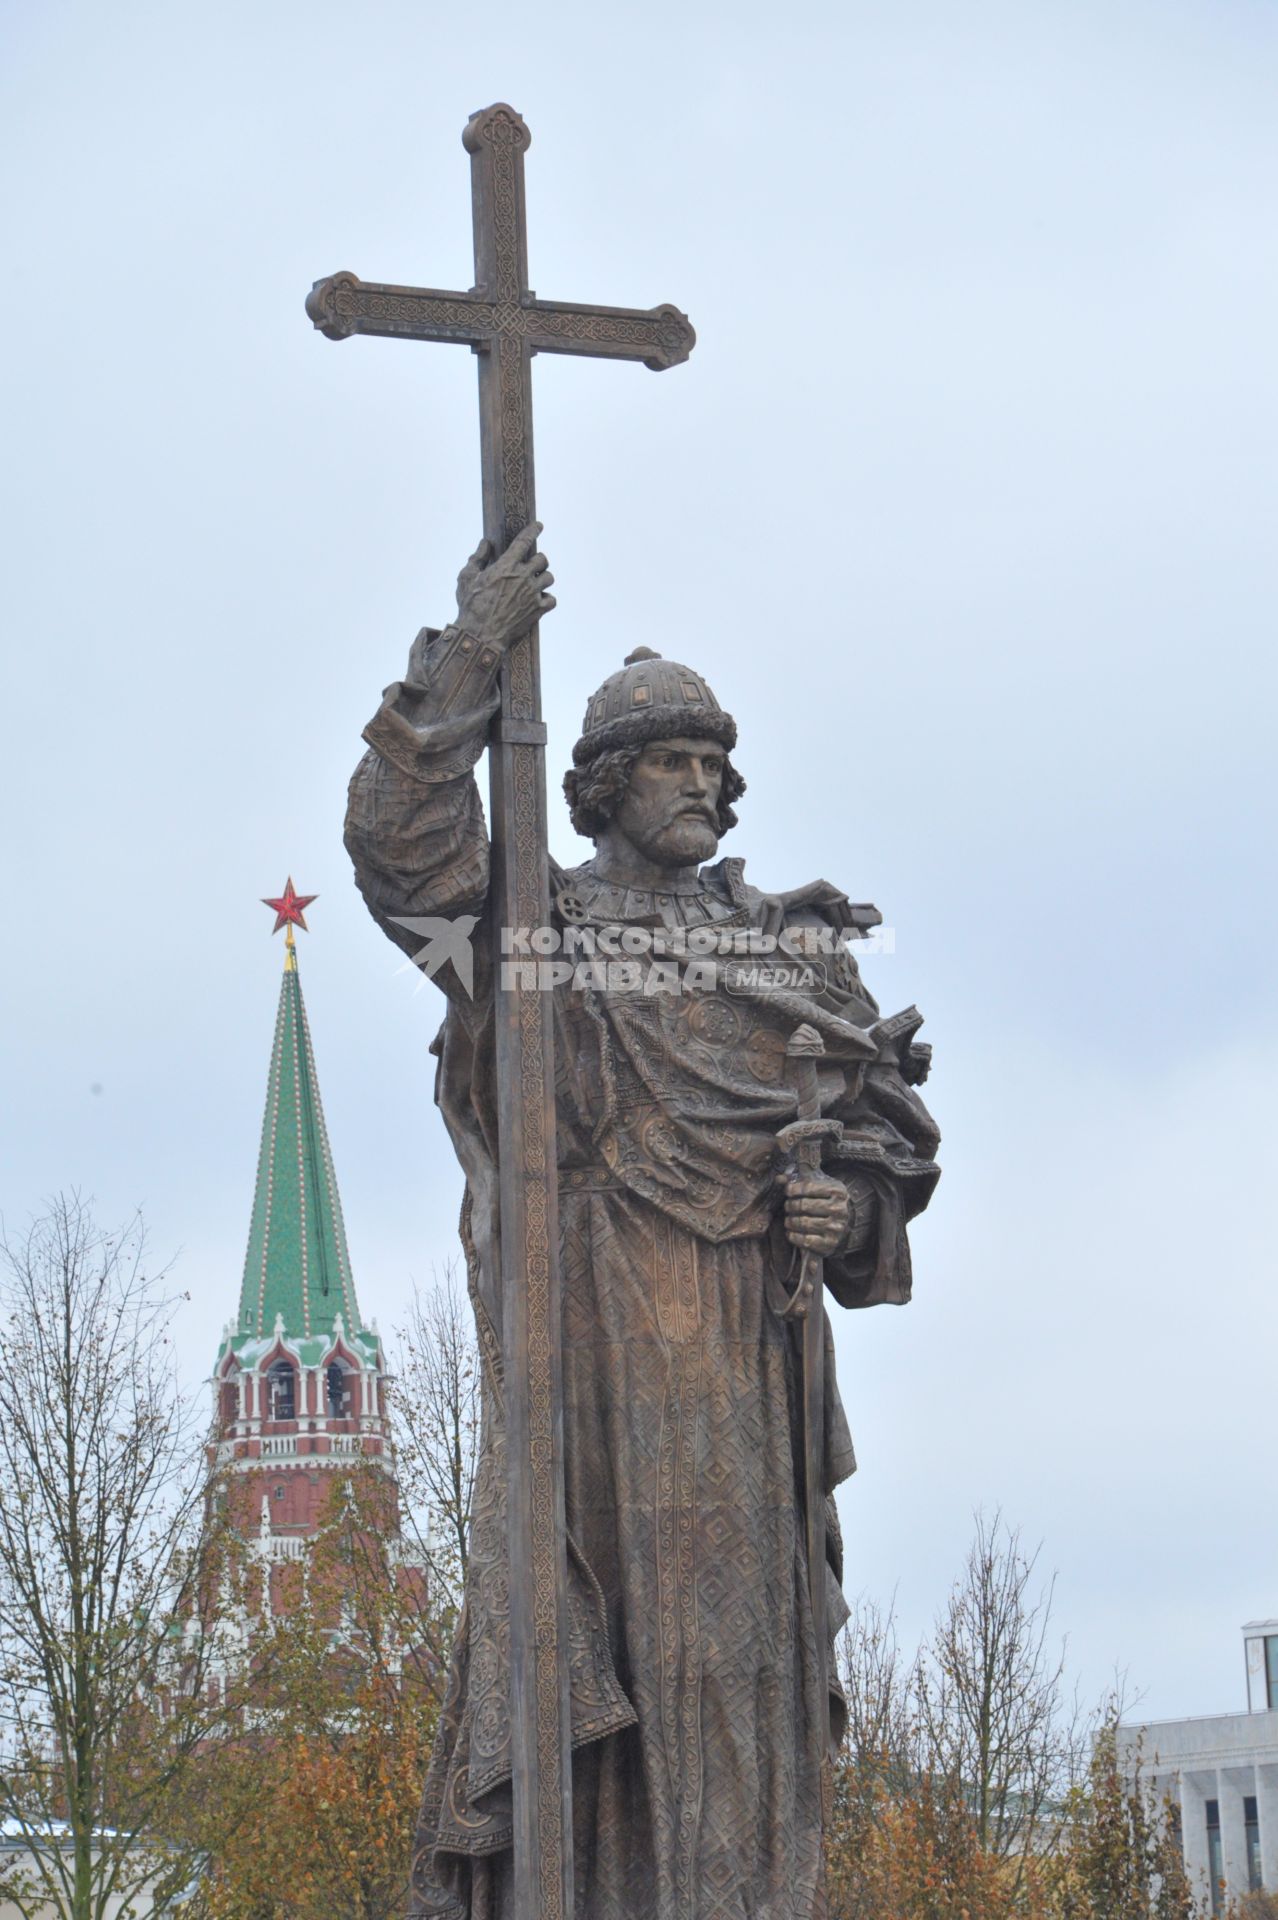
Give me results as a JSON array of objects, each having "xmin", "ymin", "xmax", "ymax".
[
  {"xmin": 267, "ymin": 1361, "xmax": 296, "ymax": 1422},
  {"xmin": 326, "ymin": 1361, "xmax": 354, "ymax": 1418},
  {"xmin": 219, "ymin": 1375, "xmax": 240, "ymax": 1427}
]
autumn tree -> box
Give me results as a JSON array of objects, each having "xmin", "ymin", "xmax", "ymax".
[
  {"xmin": 1044, "ymin": 1714, "xmax": 1195, "ymax": 1920},
  {"xmin": 826, "ymin": 1592, "xmax": 1033, "ymax": 1920},
  {"xmin": 0, "ymin": 1196, "xmax": 223, "ymax": 1920},
  {"xmin": 915, "ymin": 1510, "xmax": 1081, "ymax": 1870},
  {"xmin": 385, "ymin": 1263, "xmax": 480, "ymax": 1610},
  {"xmin": 825, "ymin": 1597, "xmax": 918, "ymax": 1919},
  {"xmin": 179, "ymin": 1465, "xmax": 449, "ymax": 1920},
  {"xmin": 824, "ymin": 1522, "xmax": 1204, "ymax": 1920}
]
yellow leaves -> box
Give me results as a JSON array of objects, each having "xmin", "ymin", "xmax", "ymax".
[
  {"xmin": 825, "ymin": 1727, "xmax": 1194, "ymax": 1920},
  {"xmin": 825, "ymin": 1762, "xmax": 1046, "ymax": 1920},
  {"xmin": 171, "ymin": 1475, "xmax": 447, "ymax": 1920}
]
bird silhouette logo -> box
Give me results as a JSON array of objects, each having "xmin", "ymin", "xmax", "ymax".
[{"xmin": 389, "ymin": 915, "xmax": 479, "ymax": 998}]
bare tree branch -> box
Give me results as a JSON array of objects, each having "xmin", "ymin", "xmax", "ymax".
[
  {"xmin": 0, "ymin": 1196, "xmax": 224, "ymax": 1920},
  {"xmin": 385, "ymin": 1263, "xmax": 479, "ymax": 1611}
]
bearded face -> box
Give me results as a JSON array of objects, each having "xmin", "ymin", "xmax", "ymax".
[
  {"xmin": 609, "ymin": 737, "xmax": 727, "ymax": 868},
  {"xmin": 563, "ymin": 736, "xmax": 746, "ymax": 845}
]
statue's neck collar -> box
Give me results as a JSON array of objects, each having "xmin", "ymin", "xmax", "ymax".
[{"xmin": 558, "ymin": 856, "xmax": 749, "ymax": 927}]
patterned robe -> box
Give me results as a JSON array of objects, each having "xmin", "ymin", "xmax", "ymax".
[{"xmin": 344, "ymin": 622, "xmax": 940, "ymax": 1920}]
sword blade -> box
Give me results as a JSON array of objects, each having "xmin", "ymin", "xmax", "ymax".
[{"xmin": 787, "ymin": 1037, "xmax": 832, "ymax": 1768}]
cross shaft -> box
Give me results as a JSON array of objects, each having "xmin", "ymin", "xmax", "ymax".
[{"xmin": 306, "ymin": 103, "xmax": 694, "ymax": 1920}]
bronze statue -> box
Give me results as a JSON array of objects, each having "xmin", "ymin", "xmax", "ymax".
[
  {"xmin": 344, "ymin": 527, "xmax": 941, "ymax": 1919},
  {"xmin": 310, "ymin": 98, "xmax": 939, "ymax": 1920},
  {"xmin": 310, "ymin": 115, "xmax": 699, "ymax": 1907}
]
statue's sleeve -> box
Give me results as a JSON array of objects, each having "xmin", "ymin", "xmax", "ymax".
[
  {"xmin": 820, "ymin": 942, "xmax": 942, "ymax": 1311},
  {"xmin": 343, "ymin": 623, "xmax": 504, "ymax": 970}
]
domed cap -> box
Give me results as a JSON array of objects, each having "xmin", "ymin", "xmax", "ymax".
[{"xmin": 572, "ymin": 647, "xmax": 736, "ymax": 767}]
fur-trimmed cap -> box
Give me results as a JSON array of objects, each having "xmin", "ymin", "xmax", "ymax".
[{"xmin": 572, "ymin": 647, "xmax": 737, "ymax": 767}]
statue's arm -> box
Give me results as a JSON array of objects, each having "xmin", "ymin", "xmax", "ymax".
[
  {"xmin": 343, "ymin": 525, "xmax": 555, "ymax": 966},
  {"xmin": 775, "ymin": 905, "xmax": 940, "ymax": 1309},
  {"xmin": 344, "ymin": 623, "xmax": 503, "ymax": 962},
  {"xmin": 823, "ymin": 1050, "xmax": 941, "ymax": 1309}
]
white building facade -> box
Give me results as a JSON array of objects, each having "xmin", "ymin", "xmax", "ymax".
[{"xmin": 1118, "ymin": 1619, "xmax": 1278, "ymax": 1913}]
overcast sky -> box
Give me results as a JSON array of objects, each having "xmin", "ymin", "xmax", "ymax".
[{"xmin": 2, "ymin": 0, "xmax": 1275, "ymax": 1725}]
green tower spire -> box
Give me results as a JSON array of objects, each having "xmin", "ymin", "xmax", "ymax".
[{"xmin": 235, "ymin": 883, "xmax": 366, "ymax": 1353}]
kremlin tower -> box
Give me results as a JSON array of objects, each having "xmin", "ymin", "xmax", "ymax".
[{"xmin": 210, "ymin": 881, "xmax": 403, "ymax": 1601}]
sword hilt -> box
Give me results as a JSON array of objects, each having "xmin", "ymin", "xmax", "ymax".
[{"xmin": 771, "ymin": 1026, "xmax": 842, "ymax": 1320}]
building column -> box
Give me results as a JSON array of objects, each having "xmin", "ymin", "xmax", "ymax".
[
  {"xmin": 1181, "ymin": 1769, "xmax": 1217, "ymax": 1912},
  {"xmin": 1258, "ymin": 1761, "xmax": 1278, "ymax": 1892},
  {"xmin": 1221, "ymin": 1768, "xmax": 1253, "ymax": 1902}
]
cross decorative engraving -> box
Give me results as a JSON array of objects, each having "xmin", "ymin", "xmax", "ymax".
[
  {"xmin": 306, "ymin": 263, "xmax": 694, "ymax": 367},
  {"xmin": 306, "ymin": 103, "xmax": 694, "ymax": 1920},
  {"xmin": 306, "ymin": 120, "xmax": 693, "ymax": 381}
]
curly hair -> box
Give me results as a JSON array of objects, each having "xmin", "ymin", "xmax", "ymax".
[{"xmin": 563, "ymin": 743, "xmax": 747, "ymax": 842}]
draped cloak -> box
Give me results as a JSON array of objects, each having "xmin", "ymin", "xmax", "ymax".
[{"xmin": 343, "ymin": 622, "xmax": 941, "ymax": 1920}]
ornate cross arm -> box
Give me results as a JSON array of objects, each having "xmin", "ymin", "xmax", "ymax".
[{"xmin": 306, "ymin": 272, "xmax": 695, "ymax": 372}]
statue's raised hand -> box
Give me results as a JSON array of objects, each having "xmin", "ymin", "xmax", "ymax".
[{"xmin": 455, "ymin": 521, "xmax": 556, "ymax": 648}]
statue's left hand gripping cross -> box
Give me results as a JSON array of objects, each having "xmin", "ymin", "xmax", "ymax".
[{"xmin": 306, "ymin": 103, "xmax": 694, "ymax": 1920}]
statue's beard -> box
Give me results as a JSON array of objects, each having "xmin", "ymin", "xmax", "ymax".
[{"xmin": 625, "ymin": 809, "xmax": 720, "ymax": 868}]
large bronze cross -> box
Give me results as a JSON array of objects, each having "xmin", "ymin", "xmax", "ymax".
[{"xmin": 307, "ymin": 103, "xmax": 694, "ymax": 1920}]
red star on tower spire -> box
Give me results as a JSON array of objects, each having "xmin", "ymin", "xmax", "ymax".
[{"xmin": 262, "ymin": 877, "xmax": 318, "ymax": 936}]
